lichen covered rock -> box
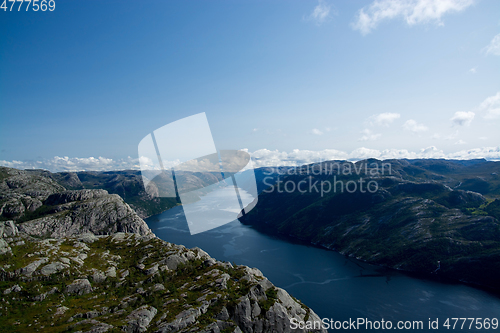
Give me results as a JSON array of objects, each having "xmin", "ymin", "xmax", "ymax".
[{"xmin": 0, "ymin": 231, "xmax": 324, "ymax": 332}]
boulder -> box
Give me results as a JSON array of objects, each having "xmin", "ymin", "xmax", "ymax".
[
  {"xmin": 55, "ymin": 306, "xmax": 69, "ymax": 316},
  {"xmin": 105, "ymin": 266, "xmax": 116, "ymax": 278},
  {"xmin": 92, "ymin": 269, "xmax": 107, "ymax": 283},
  {"xmin": 66, "ymin": 279, "xmax": 92, "ymax": 295},
  {"xmin": 123, "ymin": 305, "xmax": 157, "ymax": 333},
  {"xmin": 20, "ymin": 257, "xmax": 49, "ymax": 276},
  {"xmin": 0, "ymin": 238, "xmax": 11, "ymax": 255},
  {"xmin": 40, "ymin": 262, "xmax": 69, "ymax": 276},
  {"xmin": 164, "ymin": 254, "xmax": 187, "ymax": 270},
  {"xmin": 1, "ymin": 198, "xmax": 25, "ymax": 219},
  {"xmin": 3, "ymin": 284, "xmax": 22, "ymax": 295},
  {"xmin": 0, "ymin": 220, "xmax": 19, "ymax": 238}
]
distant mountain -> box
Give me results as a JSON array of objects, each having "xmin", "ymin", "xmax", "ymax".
[
  {"xmin": 239, "ymin": 159, "xmax": 500, "ymax": 292},
  {"xmin": 4, "ymin": 158, "xmax": 499, "ymax": 292}
]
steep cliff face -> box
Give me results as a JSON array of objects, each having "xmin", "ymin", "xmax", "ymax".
[
  {"xmin": 17, "ymin": 189, "xmax": 152, "ymax": 238},
  {"xmin": 0, "ymin": 167, "xmax": 177, "ymax": 219},
  {"xmin": 0, "ymin": 167, "xmax": 65, "ymax": 219},
  {"xmin": 0, "ymin": 167, "xmax": 153, "ymax": 238},
  {"xmin": 49, "ymin": 170, "xmax": 179, "ymax": 219},
  {"xmin": 0, "ymin": 225, "xmax": 325, "ymax": 333}
]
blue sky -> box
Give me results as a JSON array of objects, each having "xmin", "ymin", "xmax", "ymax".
[{"xmin": 1, "ymin": 0, "xmax": 499, "ymax": 171}]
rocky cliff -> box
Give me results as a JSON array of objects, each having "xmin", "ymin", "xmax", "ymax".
[
  {"xmin": 0, "ymin": 167, "xmax": 153, "ymax": 238},
  {"xmin": 17, "ymin": 189, "xmax": 152, "ymax": 238},
  {"xmin": 0, "ymin": 223, "xmax": 324, "ymax": 333},
  {"xmin": 3, "ymin": 168, "xmax": 178, "ymax": 219}
]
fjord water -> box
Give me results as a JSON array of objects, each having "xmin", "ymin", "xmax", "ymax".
[{"xmin": 146, "ymin": 191, "xmax": 500, "ymax": 332}]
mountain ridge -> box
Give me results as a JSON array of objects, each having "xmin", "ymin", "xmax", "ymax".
[{"xmin": 239, "ymin": 159, "xmax": 500, "ymax": 292}]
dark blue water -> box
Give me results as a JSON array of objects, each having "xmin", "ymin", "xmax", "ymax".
[{"xmin": 146, "ymin": 205, "xmax": 500, "ymax": 332}]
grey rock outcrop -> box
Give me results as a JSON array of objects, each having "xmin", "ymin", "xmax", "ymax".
[
  {"xmin": 124, "ymin": 305, "xmax": 158, "ymax": 333},
  {"xmin": 0, "ymin": 232, "xmax": 325, "ymax": 333},
  {"xmin": 20, "ymin": 257, "xmax": 49, "ymax": 276},
  {"xmin": 105, "ymin": 266, "xmax": 116, "ymax": 278},
  {"xmin": 45, "ymin": 189, "xmax": 108, "ymax": 205},
  {"xmin": 66, "ymin": 278, "xmax": 92, "ymax": 295},
  {"xmin": 163, "ymin": 254, "xmax": 187, "ymax": 270},
  {"xmin": 0, "ymin": 238, "xmax": 11, "ymax": 255},
  {"xmin": 1, "ymin": 167, "xmax": 152, "ymax": 238},
  {"xmin": 0, "ymin": 221, "xmax": 21, "ymax": 255},
  {"xmin": 40, "ymin": 261, "xmax": 69, "ymax": 276},
  {"xmin": 92, "ymin": 269, "xmax": 107, "ymax": 283},
  {"xmin": 3, "ymin": 284, "xmax": 21, "ymax": 294},
  {"xmin": 0, "ymin": 167, "xmax": 65, "ymax": 202},
  {"xmin": 1, "ymin": 198, "xmax": 25, "ymax": 218},
  {"xmin": 0, "ymin": 220, "xmax": 18, "ymax": 238},
  {"xmin": 22, "ymin": 196, "xmax": 43, "ymax": 212},
  {"xmin": 55, "ymin": 306, "xmax": 69, "ymax": 316},
  {"xmin": 158, "ymin": 307, "xmax": 200, "ymax": 333},
  {"xmin": 229, "ymin": 278, "xmax": 323, "ymax": 333},
  {"xmin": 17, "ymin": 191, "xmax": 152, "ymax": 238}
]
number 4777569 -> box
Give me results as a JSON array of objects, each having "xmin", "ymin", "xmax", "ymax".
[
  {"xmin": 443, "ymin": 318, "xmax": 499, "ymax": 330},
  {"xmin": 1, "ymin": 0, "xmax": 55, "ymax": 11}
]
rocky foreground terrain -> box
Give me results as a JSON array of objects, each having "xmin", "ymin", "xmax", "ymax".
[{"xmin": 0, "ymin": 167, "xmax": 324, "ymax": 332}]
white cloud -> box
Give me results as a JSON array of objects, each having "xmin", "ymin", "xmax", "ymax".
[
  {"xmin": 468, "ymin": 67, "xmax": 477, "ymax": 74},
  {"xmin": 358, "ymin": 129, "xmax": 382, "ymax": 141},
  {"xmin": 447, "ymin": 146, "xmax": 500, "ymax": 160},
  {"xmin": 403, "ymin": 119, "xmax": 429, "ymax": 133},
  {"xmin": 0, "ymin": 156, "xmax": 141, "ymax": 173},
  {"xmin": 311, "ymin": 128, "xmax": 324, "ymax": 135},
  {"xmin": 250, "ymin": 146, "xmax": 500, "ymax": 167},
  {"xmin": 3, "ymin": 147, "xmax": 500, "ymax": 172},
  {"xmin": 352, "ymin": 0, "xmax": 475, "ymax": 35},
  {"xmin": 451, "ymin": 111, "xmax": 475, "ymax": 126},
  {"xmin": 418, "ymin": 146, "xmax": 446, "ymax": 158},
  {"xmin": 475, "ymin": 92, "xmax": 500, "ymax": 119},
  {"xmin": 483, "ymin": 33, "xmax": 500, "ymax": 56},
  {"xmin": 251, "ymin": 149, "xmax": 348, "ymax": 167},
  {"xmin": 455, "ymin": 139, "xmax": 467, "ymax": 145},
  {"xmin": 368, "ymin": 112, "xmax": 401, "ymax": 126},
  {"xmin": 307, "ymin": 0, "xmax": 332, "ymax": 24},
  {"xmin": 349, "ymin": 147, "xmax": 383, "ymax": 160}
]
